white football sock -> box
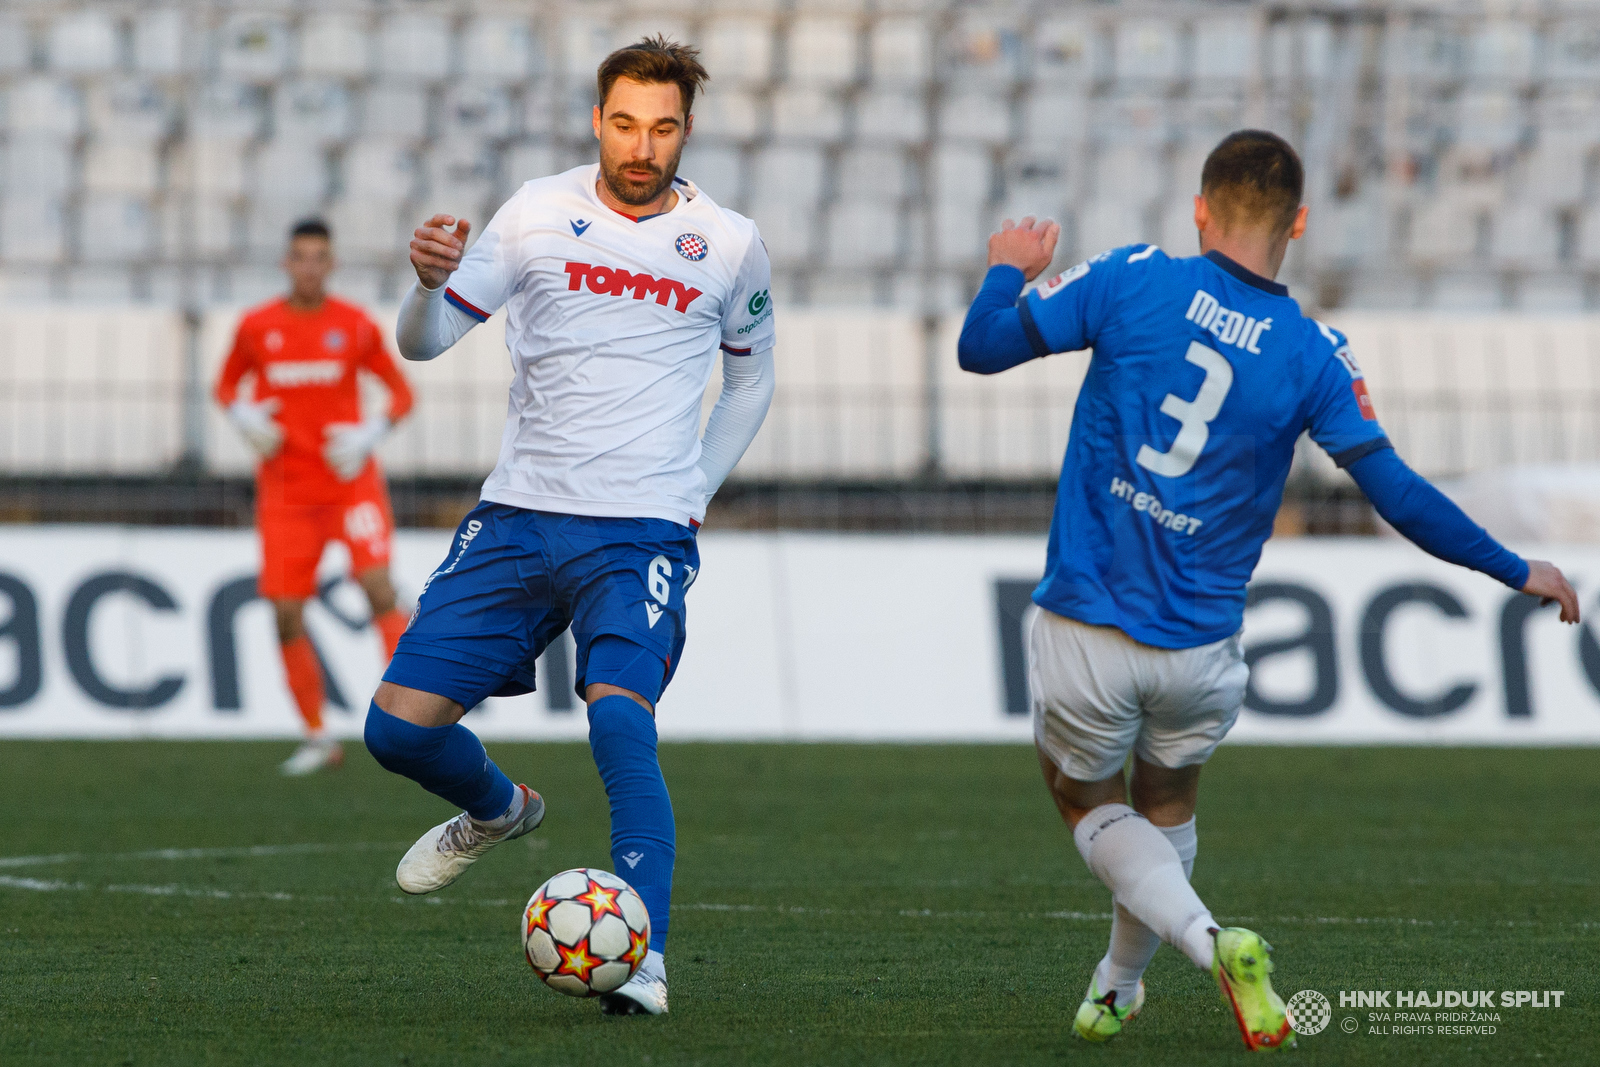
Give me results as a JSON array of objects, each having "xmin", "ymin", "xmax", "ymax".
[
  {"xmin": 476, "ymin": 786, "xmax": 528, "ymax": 830},
  {"xmin": 1094, "ymin": 817, "xmax": 1201, "ymax": 1000},
  {"xmin": 1075, "ymin": 804, "xmax": 1215, "ymax": 972}
]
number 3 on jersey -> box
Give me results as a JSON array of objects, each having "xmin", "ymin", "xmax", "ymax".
[{"xmin": 1136, "ymin": 341, "xmax": 1235, "ymax": 478}]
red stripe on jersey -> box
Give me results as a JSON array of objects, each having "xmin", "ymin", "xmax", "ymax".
[
  {"xmin": 444, "ymin": 288, "xmax": 491, "ymax": 323},
  {"xmin": 720, "ymin": 343, "xmax": 752, "ymax": 356}
]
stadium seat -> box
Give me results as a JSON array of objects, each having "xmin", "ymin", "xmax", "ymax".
[
  {"xmin": 0, "ymin": 197, "xmax": 69, "ymax": 265},
  {"xmin": 81, "ymin": 197, "xmax": 157, "ymax": 264},
  {"xmin": 772, "ymin": 87, "xmax": 847, "ymax": 142},
  {"xmin": 131, "ymin": 8, "xmax": 187, "ymax": 74},
  {"xmin": 837, "ymin": 147, "xmax": 910, "ymax": 201},
  {"xmin": 854, "ymin": 89, "xmax": 930, "ymax": 144},
  {"xmin": 343, "ymin": 140, "xmax": 420, "ymax": 205},
  {"xmin": 1092, "ymin": 144, "xmax": 1164, "ymax": 211},
  {"xmin": 1077, "ymin": 201, "xmax": 1145, "ymax": 258},
  {"xmin": 1466, "ymin": 20, "xmax": 1535, "ymax": 84},
  {"xmin": 47, "ymin": 11, "xmax": 120, "ymax": 74},
  {"xmin": 933, "ymin": 201, "xmax": 989, "ymax": 268},
  {"xmin": 83, "ymin": 141, "xmax": 162, "ymax": 198},
  {"xmin": 300, "ymin": 13, "xmax": 373, "ymax": 79},
  {"xmin": 703, "ymin": 17, "xmax": 776, "ymax": 87},
  {"xmin": 378, "ymin": 12, "xmax": 455, "ymax": 82},
  {"xmin": 8, "ymin": 78, "xmax": 83, "ymax": 138},
  {"xmin": 824, "ymin": 202, "xmax": 904, "ymax": 269},
  {"xmin": 361, "ymin": 84, "xmax": 432, "ymax": 142},
  {"xmin": 273, "ymin": 82, "xmax": 355, "ymax": 145},
  {"xmin": 944, "ymin": 14, "xmax": 1024, "ymax": 87},
  {"xmin": 1484, "ymin": 202, "xmax": 1561, "ymax": 271},
  {"xmin": 1519, "ymin": 137, "xmax": 1589, "ymax": 207},
  {"xmin": 750, "ymin": 146, "xmax": 827, "ymax": 207},
  {"xmin": 745, "ymin": 199, "xmax": 816, "ymax": 269},
  {"xmin": 0, "ymin": 15, "xmax": 27, "ymax": 73},
  {"xmin": 253, "ymin": 140, "xmax": 331, "ymax": 205},
  {"xmin": 870, "ymin": 17, "xmax": 933, "ymax": 86},
  {"xmin": 85, "ymin": 80, "xmax": 177, "ymax": 143},
  {"xmin": 502, "ymin": 141, "xmax": 561, "ymax": 188},
  {"xmin": 1517, "ymin": 275, "xmax": 1585, "ymax": 313},
  {"xmin": 1031, "ymin": 18, "xmax": 1100, "ymax": 86},
  {"xmin": 461, "ymin": 16, "xmax": 541, "ymax": 83},
  {"xmin": 1017, "ymin": 88, "xmax": 1089, "ymax": 153},
  {"xmin": 940, "ymin": 89, "xmax": 1013, "ymax": 145},
  {"xmin": 441, "ymin": 83, "xmax": 516, "ymax": 142},
  {"xmin": 689, "ymin": 88, "xmax": 761, "ymax": 142},
  {"xmin": 678, "ymin": 144, "xmax": 744, "ymax": 205},
  {"xmin": 170, "ymin": 137, "xmax": 250, "ymax": 199},
  {"xmin": 1452, "ymin": 89, "xmax": 1521, "ymax": 151},
  {"xmin": 190, "ymin": 81, "xmax": 266, "ymax": 141},
  {"xmin": 326, "ymin": 198, "xmax": 407, "ymax": 262},
  {"xmin": 422, "ymin": 140, "xmax": 499, "ymax": 222},
  {"xmin": 1192, "ymin": 17, "xmax": 1258, "ymax": 84},
  {"xmin": 786, "ymin": 16, "xmax": 861, "ymax": 87},
  {"xmin": 160, "ymin": 197, "xmax": 240, "ymax": 260},
  {"xmin": 3, "ymin": 136, "xmax": 75, "ymax": 202},
  {"xmin": 218, "ymin": 13, "xmax": 292, "ymax": 84},
  {"xmin": 1546, "ymin": 19, "xmax": 1600, "ymax": 83},
  {"xmin": 1574, "ymin": 209, "xmax": 1600, "ymax": 267},
  {"xmin": 1113, "ymin": 19, "xmax": 1182, "ymax": 89},
  {"xmin": 1409, "ymin": 195, "xmax": 1484, "ymax": 266}
]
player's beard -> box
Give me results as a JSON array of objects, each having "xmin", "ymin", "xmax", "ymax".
[{"xmin": 600, "ymin": 144, "xmax": 683, "ymax": 208}]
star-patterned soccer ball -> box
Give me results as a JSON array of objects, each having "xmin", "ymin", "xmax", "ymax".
[{"xmin": 522, "ymin": 868, "xmax": 651, "ymax": 997}]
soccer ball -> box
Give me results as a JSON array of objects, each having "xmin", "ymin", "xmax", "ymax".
[{"xmin": 522, "ymin": 868, "xmax": 651, "ymax": 997}]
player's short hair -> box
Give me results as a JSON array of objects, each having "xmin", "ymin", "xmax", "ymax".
[
  {"xmin": 596, "ymin": 34, "xmax": 708, "ymax": 120},
  {"xmin": 289, "ymin": 218, "xmax": 331, "ymax": 242},
  {"xmin": 1200, "ymin": 130, "xmax": 1304, "ymax": 235}
]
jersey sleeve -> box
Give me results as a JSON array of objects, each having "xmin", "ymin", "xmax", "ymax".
[
  {"xmin": 440, "ymin": 193, "xmax": 522, "ymax": 325},
  {"xmin": 1018, "ymin": 244, "xmax": 1138, "ymax": 355},
  {"xmin": 718, "ymin": 232, "xmax": 774, "ymax": 355},
  {"xmin": 213, "ymin": 319, "xmax": 255, "ymax": 405},
  {"xmin": 1303, "ymin": 322, "xmax": 1390, "ymax": 467},
  {"xmin": 358, "ymin": 315, "xmax": 415, "ymax": 422}
]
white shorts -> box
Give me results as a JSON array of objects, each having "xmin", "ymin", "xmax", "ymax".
[{"xmin": 1030, "ymin": 608, "xmax": 1249, "ymax": 782}]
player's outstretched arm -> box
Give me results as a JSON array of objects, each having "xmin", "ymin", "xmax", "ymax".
[
  {"xmin": 1347, "ymin": 446, "xmax": 1580, "ymax": 623},
  {"xmin": 396, "ymin": 214, "xmax": 481, "ymax": 362},
  {"xmin": 958, "ymin": 217, "xmax": 1061, "ymax": 375}
]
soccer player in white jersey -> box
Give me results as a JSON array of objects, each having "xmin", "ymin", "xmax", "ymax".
[
  {"xmin": 959, "ymin": 131, "xmax": 1579, "ymax": 1048},
  {"xmin": 360, "ymin": 37, "xmax": 775, "ymax": 1016}
]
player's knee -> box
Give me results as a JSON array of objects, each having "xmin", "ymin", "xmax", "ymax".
[
  {"xmin": 363, "ymin": 701, "xmax": 443, "ymax": 774},
  {"xmin": 582, "ymin": 635, "xmax": 665, "ymax": 711},
  {"xmin": 273, "ymin": 599, "xmax": 306, "ymax": 643}
]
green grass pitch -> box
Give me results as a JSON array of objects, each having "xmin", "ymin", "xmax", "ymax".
[{"xmin": 1, "ymin": 741, "xmax": 1593, "ymax": 1066}]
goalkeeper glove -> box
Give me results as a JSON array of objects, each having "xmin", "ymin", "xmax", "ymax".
[
  {"xmin": 227, "ymin": 397, "xmax": 283, "ymax": 459},
  {"xmin": 323, "ymin": 415, "xmax": 390, "ymax": 481}
]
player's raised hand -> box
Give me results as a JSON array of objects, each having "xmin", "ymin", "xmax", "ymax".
[
  {"xmin": 410, "ymin": 214, "xmax": 472, "ymax": 290},
  {"xmin": 987, "ymin": 216, "xmax": 1061, "ymax": 282},
  {"xmin": 1522, "ymin": 560, "xmax": 1580, "ymax": 624}
]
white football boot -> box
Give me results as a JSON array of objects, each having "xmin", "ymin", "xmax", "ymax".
[
  {"xmin": 600, "ymin": 949, "xmax": 668, "ymax": 1016},
  {"xmin": 395, "ymin": 784, "xmax": 545, "ymax": 895},
  {"xmin": 279, "ymin": 737, "xmax": 344, "ymax": 777}
]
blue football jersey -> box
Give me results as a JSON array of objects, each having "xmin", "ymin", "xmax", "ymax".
[{"xmin": 1021, "ymin": 246, "xmax": 1388, "ymax": 649}]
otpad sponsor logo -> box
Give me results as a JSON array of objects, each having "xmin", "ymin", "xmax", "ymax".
[
  {"xmin": 747, "ymin": 289, "xmax": 769, "ymax": 316},
  {"xmin": 675, "ymin": 233, "xmax": 708, "ymax": 261},
  {"xmin": 1287, "ymin": 990, "xmax": 1331, "ymax": 1035}
]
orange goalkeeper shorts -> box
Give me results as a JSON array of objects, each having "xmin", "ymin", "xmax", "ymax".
[{"xmin": 256, "ymin": 470, "xmax": 395, "ymax": 600}]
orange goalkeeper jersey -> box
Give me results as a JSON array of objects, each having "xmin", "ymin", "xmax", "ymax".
[{"xmin": 215, "ymin": 296, "xmax": 414, "ymax": 504}]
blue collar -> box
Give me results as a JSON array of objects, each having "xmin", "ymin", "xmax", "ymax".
[{"xmin": 1205, "ymin": 250, "xmax": 1289, "ymax": 297}]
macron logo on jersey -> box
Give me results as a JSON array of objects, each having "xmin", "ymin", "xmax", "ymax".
[
  {"xmin": 563, "ymin": 261, "xmax": 703, "ymax": 313},
  {"xmin": 264, "ymin": 360, "xmax": 343, "ymax": 387},
  {"xmin": 1185, "ymin": 289, "xmax": 1272, "ymax": 354}
]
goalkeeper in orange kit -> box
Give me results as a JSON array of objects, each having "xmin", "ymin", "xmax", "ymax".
[{"xmin": 214, "ymin": 219, "xmax": 416, "ymax": 775}]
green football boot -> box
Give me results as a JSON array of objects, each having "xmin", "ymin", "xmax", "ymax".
[
  {"xmin": 1211, "ymin": 927, "xmax": 1295, "ymax": 1051},
  {"xmin": 1072, "ymin": 975, "xmax": 1145, "ymax": 1042}
]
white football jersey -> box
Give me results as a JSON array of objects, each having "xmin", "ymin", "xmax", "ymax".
[{"xmin": 443, "ymin": 163, "xmax": 775, "ymax": 526}]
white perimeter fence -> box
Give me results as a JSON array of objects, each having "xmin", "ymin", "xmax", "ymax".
[{"xmin": 2, "ymin": 305, "xmax": 1600, "ymax": 482}]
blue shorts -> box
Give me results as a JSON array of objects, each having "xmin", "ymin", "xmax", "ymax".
[{"xmin": 385, "ymin": 503, "xmax": 698, "ymax": 708}]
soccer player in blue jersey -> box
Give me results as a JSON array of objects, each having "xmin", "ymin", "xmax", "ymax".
[{"xmin": 959, "ymin": 130, "xmax": 1579, "ymax": 1050}]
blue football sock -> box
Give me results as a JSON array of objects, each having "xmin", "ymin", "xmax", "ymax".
[
  {"xmin": 364, "ymin": 701, "xmax": 515, "ymax": 821},
  {"xmin": 588, "ymin": 694, "xmax": 675, "ymax": 954}
]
